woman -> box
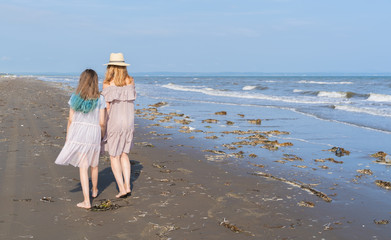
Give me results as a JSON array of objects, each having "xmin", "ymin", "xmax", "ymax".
[{"xmin": 102, "ymin": 53, "xmax": 136, "ymax": 198}]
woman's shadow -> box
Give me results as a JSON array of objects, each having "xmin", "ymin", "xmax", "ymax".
[{"xmin": 70, "ymin": 159, "xmax": 143, "ymax": 195}]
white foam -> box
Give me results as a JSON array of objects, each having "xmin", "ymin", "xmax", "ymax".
[
  {"xmin": 298, "ymin": 80, "xmax": 353, "ymax": 85},
  {"xmin": 242, "ymin": 85, "xmax": 257, "ymax": 91},
  {"xmin": 334, "ymin": 105, "xmax": 391, "ymax": 117},
  {"xmin": 293, "ymin": 89, "xmax": 304, "ymax": 93},
  {"xmin": 367, "ymin": 93, "xmax": 391, "ymax": 102},
  {"xmin": 162, "ymin": 83, "xmax": 334, "ymax": 104},
  {"xmin": 318, "ymin": 91, "xmax": 347, "ymax": 98}
]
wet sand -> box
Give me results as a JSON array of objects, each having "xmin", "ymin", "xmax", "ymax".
[{"xmin": 0, "ymin": 77, "xmax": 389, "ymax": 239}]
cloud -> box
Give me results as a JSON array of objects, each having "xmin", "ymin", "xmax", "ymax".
[{"xmin": 1, "ymin": 56, "xmax": 10, "ymax": 61}]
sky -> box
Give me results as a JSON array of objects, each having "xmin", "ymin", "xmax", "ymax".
[{"xmin": 0, "ymin": 0, "xmax": 390, "ymax": 74}]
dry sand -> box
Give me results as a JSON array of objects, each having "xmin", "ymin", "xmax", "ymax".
[{"xmin": 0, "ymin": 77, "xmax": 389, "ymax": 239}]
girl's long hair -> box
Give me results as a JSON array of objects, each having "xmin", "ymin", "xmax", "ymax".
[
  {"xmin": 76, "ymin": 69, "xmax": 100, "ymax": 99},
  {"xmin": 103, "ymin": 65, "xmax": 133, "ymax": 87}
]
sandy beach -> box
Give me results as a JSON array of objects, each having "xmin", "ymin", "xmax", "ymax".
[{"xmin": 1, "ymin": 77, "xmax": 390, "ymax": 239}]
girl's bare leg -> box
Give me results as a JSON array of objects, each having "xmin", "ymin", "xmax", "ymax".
[
  {"xmin": 120, "ymin": 152, "xmax": 131, "ymax": 194},
  {"xmin": 77, "ymin": 167, "xmax": 91, "ymax": 209},
  {"xmin": 110, "ymin": 155, "xmax": 127, "ymax": 198},
  {"xmin": 91, "ymin": 166, "xmax": 99, "ymax": 197}
]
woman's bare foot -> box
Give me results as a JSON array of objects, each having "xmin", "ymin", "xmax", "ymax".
[
  {"xmin": 92, "ymin": 188, "xmax": 99, "ymax": 198},
  {"xmin": 77, "ymin": 201, "xmax": 91, "ymax": 209},
  {"xmin": 116, "ymin": 191, "xmax": 128, "ymax": 198}
]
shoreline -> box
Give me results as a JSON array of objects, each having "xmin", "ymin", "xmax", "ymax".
[{"xmin": 0, "ymin": 77, "xmax": 390, "ymax": 239}]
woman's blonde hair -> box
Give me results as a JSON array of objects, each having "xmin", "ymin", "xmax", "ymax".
[
  {"xmin": 76, "ymin": 69, "xmax": 100, "ymax": 99},
  {"xmin": 103, "ymin": 65, "xmax": 133, "ymax": 87}
]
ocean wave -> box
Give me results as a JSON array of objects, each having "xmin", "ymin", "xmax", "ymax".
[
  {"xmin": 242, "ymin": 85, "xmax": 257, "ymax": 91},
  {"xmin": 318, "ymin": 91, "xmax": 348, "ymax": 98},
  {"xmin": 334, "ymin": 105, "xmax": 391, "ymax": 117},
  {"xmin": 162, "ymin": 83, "xmax": 334, "ymax": 104},
  {"xmin": 367, "ymin": 93, "xmax": 391, "ymax": 102},
  {"xmin": 298, "ymin": 80, "xmax": 353, "ymax": 85}
]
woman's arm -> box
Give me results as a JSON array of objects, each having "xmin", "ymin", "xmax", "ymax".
[
  {"xmin": 99, "ymin": 108, "xmax": 106, "ymax": 139},
  {"xmin": 102, "ymin": 83, "xmax": 111, "ymax": 112},
  {"xmin": 66, "ymin": 108, "xmax": 74, "ymax": 141}
]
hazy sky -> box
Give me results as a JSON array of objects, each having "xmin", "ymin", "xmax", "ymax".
[{"xmin": 1, "ymin": 0, "xmax": 390, "ymax": 74}]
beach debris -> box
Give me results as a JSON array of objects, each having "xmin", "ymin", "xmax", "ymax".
[
  {"xmin": 251, "ymin": 171, "xmax": 332, "ymax": 202},
  {"xmin": 219, "ymin": 218, "xmax": 254, "ymax": 236},
  {"xmin": 152, "ymin": 163, "xmax": 166, "ymax": 169},
  {"xmin": 249, "ymin": 162, "xmax": 264, "ymax": 168},
  {"xmin": 249, "ymin": 154, "xmax": 257, "ymax": 158},
  {"xmin": 222, "ymin": 144, "xmax": 237, "ymax": 150},
  {"xmin": 237, "ymin": 114, "xmax": 245, "ymax": 118},
  {"xmin": 203, "ymin": 149, "xmax": 226, "ymax": 155},
  {"xmin": 315, "ymin": 158, "xmax": 343, "ymax": 164},
  {"xmin": 202, "ymin": 119, "xmax": 219, "ymax": 123},
  {"xmin": 232, "ymin": 151, "xmax": 245, "ymax": 158},
  {"xmin": 90, "ymin": 200, "xmax": 120, "ymax": 211},
  {"xmin": 374, "ymin": 219, "xmax": 389, "ymax": 225},
  {"xmin": 135, "ymin": 142, "xmax": 155, "ymax": 147},
  {"xmin": 174, "ymin": 119, "xmax": 191, "ymax": 125},
  {"xmin": 282, "ymin": 154, "xmax": 303, "ymax": 161},
  {"xmin": 247, "ymin": 119, "xmax": 262, "ymax": 125},
  {"xmin": 189, "ymin": 136, "xmax": 195, "ymax": 139},
  {"xmin": 356, "ymin": 169, "xmax": 373, "ymax": 175},
  {"xmin": 314, "ymin": 159, "xmax": 326, "ymax": 162},
  {"xmin": 261, "ymin": 144, "xmax": 279, "ymax": 151},
  {"xmin": 147, "ymin": 107, "xmax": 158, "ymax": 112},
  {"xmin": 371, "ymin": 151, "xmax": 387, "ymax": 160},
  {"xmin": 222, "ymin": 130, "xmax": 261, "ymax": 135},
  {"xmin": 293, "ymin": 165, "xmax": 307, "ymax": 169},
  {"xmin": 262, "ymin": 130, "xmax": 290, "ymax": 135},
  {"xmin": 40, "ymin": 197, "xmax": 54, "ymax": 203},
  {"xmin": 371, "ymin": 151, "xmax": 391, "ymax": 165},
  {"xmin": 375, "ymin": 180, "xmax": 391, "ymax": 190},
  {"xmin": 297, "ymin": 201, "xmax": 315, "ymax": 208},
  {"xmin": 159, "ymin": 116, "xmax": 172, "ymax": 123},
  {"xmin": 148, "ymin": 222, "xmax": 179, "ymax": 238},
  {"xmin": 169, "ymin": 112, "xmax": 184, "ymax": 117},
  {"xmin": 320, "ymin": 165, "xmax": 329, "ymax": 169},
  {"xmin": 274, "ymin": 160, "xmax": 287, "ymax": 164},
  {"xmin": 205, "ymin": 135, "xmax": 218, "ymax": 139},
  {"xmin": 149, "ymin": 102, "xmax": 168, "ymax": 108},
  {"xmin": 226, "ymin": 121, "xmax": 235, "ymax": 125},
  {"xmin": 325, "ymin": 147, "xmax": 350, "ymax": 157},
  {"xmin": 215, "ymin": 111, "xmax": 227, "ymax": 115}
]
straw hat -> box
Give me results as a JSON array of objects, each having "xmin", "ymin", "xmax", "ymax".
[{"xmin": 104, "ymin": 53, "xmax": 130, "ymax": 66}]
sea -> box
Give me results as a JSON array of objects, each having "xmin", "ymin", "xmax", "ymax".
[{"xmin": 35, "ymin": 74, "xmax": 391, "ymax": 199}]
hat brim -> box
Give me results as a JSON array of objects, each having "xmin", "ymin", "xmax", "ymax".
[{"xmin": 103, "ymin": 62, "xmax": 130, "ymax": 66}]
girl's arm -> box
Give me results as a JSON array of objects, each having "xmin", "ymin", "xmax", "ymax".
[
  {"xmin": 66, "ymin": 108, "xmax": 74, "ymax": 141},
  {"xmin": 99, "ymin": 108, "xmax": 106, "ymax": 139}
]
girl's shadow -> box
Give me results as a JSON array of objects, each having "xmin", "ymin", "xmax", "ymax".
[{"xmin": 70, "ymin": 160, "xmax": 143, "ymax": 194}]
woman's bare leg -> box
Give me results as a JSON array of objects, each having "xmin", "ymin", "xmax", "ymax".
[
  {"xmin": 91, "ymin": 166, "xmax": 98, "ymax": 197},
  {"xmin": 110, "ymin": 155, "xmax": 127, "ymax": 198},
  {"xmin": 120, "ymin": 152, "xmax": 131, "ymax": 194},
  {"xmin": 77, "ymin": 167, "xmax": 91, "ymax": 209}
]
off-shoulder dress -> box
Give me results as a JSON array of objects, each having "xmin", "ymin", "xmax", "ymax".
[{"xmin": 101, "ymin": 84, "xmax": 136, "ymax": 157}]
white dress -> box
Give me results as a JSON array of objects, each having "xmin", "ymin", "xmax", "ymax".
[{"xmin": 55, "ymin": 95, "xmax": 106, "ymax": 168}]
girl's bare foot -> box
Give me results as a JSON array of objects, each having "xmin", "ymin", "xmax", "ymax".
[
  {"xmin": 92, "ymin": 188, "xmax": 99, "ymax": 198},
  {"xmin": 77, "ymin": 201, "xmax": 91, "ymax": 209},
  {"xmin": 116, "ymin": 191, "xmax": 128, "ymax": 198}
]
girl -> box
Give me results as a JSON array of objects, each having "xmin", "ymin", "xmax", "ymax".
[
  {"xmin": 102, "ymin": 53, "xmax": 136, "ymax": 198},
  {"xmin": 55, "ymin": 69, "xmax": 106, "ymax": 209}
]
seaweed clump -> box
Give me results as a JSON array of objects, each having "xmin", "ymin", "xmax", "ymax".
[{"xmin": 91, "ymin": 200, "xmax": 120, "ymax": 212}]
